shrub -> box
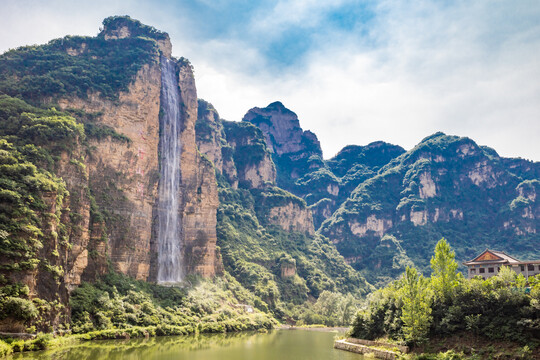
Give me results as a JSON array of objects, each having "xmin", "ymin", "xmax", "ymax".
[
  {"xmin": 0, "ymin": 340, "xmax": 13, "ymax": 357},
  {"xmin": 1, "ymin": 297, "xmax": 38, "ymax": 320}
]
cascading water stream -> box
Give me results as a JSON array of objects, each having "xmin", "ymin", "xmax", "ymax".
[{"xmin": 157, "ymin": 56, "xmax": 183, "ymax": 284}]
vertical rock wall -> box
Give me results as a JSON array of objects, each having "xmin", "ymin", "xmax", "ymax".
[
  {"xmin": 57, "ymin": 38, "xmax": 222, "ymax": 284},
  {"xmin": 175, "ymin": 61, "xmax": 222, "ymax": 278}
]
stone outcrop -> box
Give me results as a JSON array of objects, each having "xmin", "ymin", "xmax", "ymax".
[
  {"xmin": 268, "ymin": 202, "xmax": 315, "ymax": 235},
  {"xmin": 243, "ymin": 101, "xmax": 322, "ymax": 157},
  {"xmin": 349, "ymin": 215, "xmax": 392, "ymax": 238},
  {"xmin": 281, "ymin": 262, "xmax": 296, "ymax": 278},
  {"xmin": 222, "ymin": 120, "xmax": 276, "ymax": 189}
]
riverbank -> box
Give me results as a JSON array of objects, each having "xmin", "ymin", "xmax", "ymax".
[
  {"xmin": 410, "ymin": 333, "xmax": 539, "ymax": 360},
  {"xmin": 335, "ymin": 334, "xmax": 539, "ymax": 360}
]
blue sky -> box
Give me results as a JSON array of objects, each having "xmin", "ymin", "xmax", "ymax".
[{"xmin": 1, "ymin": 0, "xmax": 540, "ymax": 160}]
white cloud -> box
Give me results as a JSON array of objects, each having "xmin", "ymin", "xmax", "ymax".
[
  {"xmin": 195, "ymin": 0, "xmax": 540, "ymax": 160},
  {"xmin": 249, "ymin": 0, "xmax": 351, "ymax": 35},
  {"xmin": 1, "ymin": 0, "xmax": 539, "ymax": 161}
]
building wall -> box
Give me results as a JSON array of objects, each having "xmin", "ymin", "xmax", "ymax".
[{"xmin": 467, "ymin": 263, "xmax": 540, "ymax": 279}]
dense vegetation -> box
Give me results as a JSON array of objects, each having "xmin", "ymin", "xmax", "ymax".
[
  {"xmin": 0, "ymin": 95, "xmax": 131, "ymax": 333},
  {"xmin": 70, "ymin": 273, "xmax": 275, "ymax": 335},
  {"xmin": 349, "ymin": 239, "xmax": 540, "ymax": 359},
  {"xmin": 321, "ymin": 133, "xmax": 540, "ymax": 286},
  {"xmin": 0, "ymin": 273, "xmax": 275, "ymax": 356},
  {"xmin": 0, "ymin": 16, "xmax": 160, "ymax": 102},
  {"xmin": 0, "ymin": 95, "xmax": 86, "ymax": 330},
  {"xmin": 216, "ymin": 179, "xmax": 372, "ymax": 324}
]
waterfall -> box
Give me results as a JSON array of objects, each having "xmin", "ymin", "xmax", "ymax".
[{"xmin": 157, "ymin": 56, "xmax": 183, "ymax": 284}]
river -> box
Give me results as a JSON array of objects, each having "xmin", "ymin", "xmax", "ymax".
[{"xmin": 13, "ymin": 329, "xmax": 364, "ymax": 359}]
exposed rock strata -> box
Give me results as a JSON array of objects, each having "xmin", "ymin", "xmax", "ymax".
[
  {"xmin": 56, "ymin": 31, "xmax": 222, "ymax": 283},
  {"xmin": 268, "ymin": 202, "xmax": 315, "ymax": 235}
]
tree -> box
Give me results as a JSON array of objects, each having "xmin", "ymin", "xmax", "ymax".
[
  {"xmin": 400, "ymin": 267, "xmax": 432, "ymax": 344},
  {"xmin": 496, "ymin": 265, "xmax": 517, "ymax": 285},
  {"xmin": 430, "ymin": 238, "xmax": 459, "ymax": 299}
]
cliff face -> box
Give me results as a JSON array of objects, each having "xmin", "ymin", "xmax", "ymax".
[
  {"xmin": 268, "ymin": 202, "xmax": 315, "ymax": 235},
  {"xmin": 243, "ymin": 101, "xmax": 322, "ymax": 157},
  {"xmin": 58, "ymin": 62, "xmax": 162, "ymax": 282},
  {"xmin": 244, "ymin": 102, "xmax": 406, "ymax": 228},
  {"xmin": 59, "ymin": 34, "xmax": 222, "ymax": 282},
  {"xmin": 252, "ymin": 187, "xmax": 315, "ymax": 235},
  {"xmin": 195, "ymin": 100, "xmax": 241, "ymax": 188},
  {"xmin": 196, "ymin": 100, "xmax": 224, "ymax": 173},
  {"xmin": 0, "ymin": 16, "xmax": 224, "ymax": 331},
  {"xmin": 320, "ymin": 133, "xmax": 540, "ymax": 284},
  {"xmin": 195, "ymin": 101, "xmax": 315, "ymax": 235},
  {"xmin": 0, "ymin": 97, "xmax": 88, "ymax": 331},
  {"xmin": 243, "ymin": 102, "xmax": 322, "ymax": 189},
  {"xmin": 172, "ymin": 61, "xmax": 221, "ymax": 278},
  {"xmin": 221, "ymin": 120, "xmax": 276, "ymax": 189}
]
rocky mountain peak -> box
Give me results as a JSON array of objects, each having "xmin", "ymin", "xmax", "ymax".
[
  {"xmin": 100, "ymin": 15, "xmax": 172, "ymax": 57},
  {"xmin": 243, "ymin": 101, "xmax": 322, "ymax": 157}
]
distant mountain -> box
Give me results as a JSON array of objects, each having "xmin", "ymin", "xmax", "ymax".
[
  {"xmin": 243, "ymin": 102, "xmax": 406, "ymax": 228},
  {"xmin": 246, "ymin": 104, "xmax": 539, "ymax": 286}
]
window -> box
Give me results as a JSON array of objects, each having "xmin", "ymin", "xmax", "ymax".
[
  {"xmin": 528, "ymin": 264, "xmax": 534, "ymax": 271},
  {"xmin": 471, "ymin": 269, "xmax": 476, "ymax": 274},
  {"xmin": 520, "ymin": 265, "xmax": 525, "ymax": 272},
  {"xmin": 488, "ymin": 268, "xmax": 494, "ymax": 273},
  {"xmin": 479, "ymin": 268, "xmax": 485, "ymax": 274}
]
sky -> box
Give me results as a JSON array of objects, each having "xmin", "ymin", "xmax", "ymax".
[{"xmin": 1, "ymin": 0, "xmax": 539, "ymax": 160}]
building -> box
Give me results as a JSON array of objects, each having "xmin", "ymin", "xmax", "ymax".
[{"xmin": 463, "ymin": 249, "xmax": 540, "ymax": 280}]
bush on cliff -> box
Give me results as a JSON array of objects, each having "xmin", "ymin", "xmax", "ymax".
[{"xmin": 0, "ymin": 22, "xmax": 159, "ymax": 102}]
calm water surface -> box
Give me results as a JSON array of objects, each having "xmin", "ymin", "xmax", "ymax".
[{"xmin": 14, "ymin": 329, "xmax": 364, "ymax": 360}]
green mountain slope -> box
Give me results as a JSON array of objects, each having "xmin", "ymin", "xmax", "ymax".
[
  {"xmin": 196, "ymin": 99, "xmax": 373, "ymax": 319},
  {"xmin": 320, "ymin": 132, "xmax": 539, "ymax": 285}
]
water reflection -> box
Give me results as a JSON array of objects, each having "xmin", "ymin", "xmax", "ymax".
[{"xmin": 14, "ymin": 329, "xmax": 362, "ymax": 360}]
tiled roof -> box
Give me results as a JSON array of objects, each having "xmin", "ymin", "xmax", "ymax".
[
  {"xmin": 488, "ymin": 250, "xmax": 521, "ymax": 263},
  {"xmin": 463, "ymin": 249, "xmax": 521, "ymax": 265}
]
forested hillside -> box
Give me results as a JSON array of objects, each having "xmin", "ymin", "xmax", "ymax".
[{"xmin": 244, "ymin": 103, "xmax": 539, "ymax": 287}]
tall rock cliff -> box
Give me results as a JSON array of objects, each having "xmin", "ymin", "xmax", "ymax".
[
  {"xmin": 0, "ymin": 16, "xmax": 222, "ymax": 331},
  {"xmin": 244, "ymin": 102, "xmax": 405, "ymax": 228},
  {"xmin": 222, "ymin": 121, "xmax": 276, "ymax": 189},
  {"xmin": 243, "ymin": 102, "xmax": 322, "ymax": 191},
  {"xmin": 195, "ymin": 99, "xmax": 240, "ymax": 188},
  {"xmin": 195, "ymin": 101, "xmax": 315, "ymax": 235},
  {"xmin": 243, "ymin": 101, "xmax": 322, "ymax": 158}
]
